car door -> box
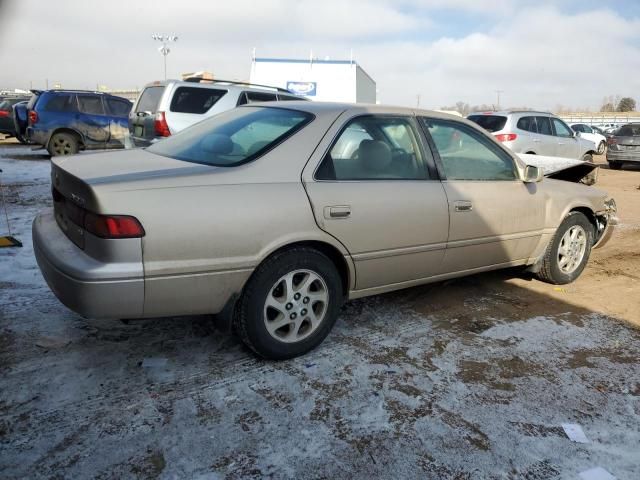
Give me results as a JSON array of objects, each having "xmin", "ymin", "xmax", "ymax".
[
  {"xmin": 551, "ymin": 117, "xmax": 579, "ymax": 158},
  {"xmin": 420, "ymin": 117, "xmax": 546, "ymax": 273},
  {"xmin": 75, "ymin": 94, "xmax": 110, "ymax": 148},
  {"xmin": 105, "ymin": 97, "xmax": 132, "ymax": 149},
  {"xmin": 303, "ymin": 113, "xmax": 449, "ymax": 291},
  {"xmin": 533, "ymin": 116, "xmax": 557, "ymax": 156}
]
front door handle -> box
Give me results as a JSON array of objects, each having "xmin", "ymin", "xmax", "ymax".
[
  {"xmin": 454, "ymin": 201, "xmax": 473, "ymax": 212},
  {"xmin": 324, "ymin": 205, "xmax": 351, "ymax": 219}
]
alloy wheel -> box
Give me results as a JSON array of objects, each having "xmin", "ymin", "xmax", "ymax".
[
  {"xmin": 557, "ymin": 225, "xmax": 587, "ymax": 274},
  {"xmin": 263, "ymin": 269, "xmax": 329, "ymax": 343}
]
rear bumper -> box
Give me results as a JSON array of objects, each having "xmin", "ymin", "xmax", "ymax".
[
  {"xmin": 26, "ymin": 127, "xmax": 49, "ymax": 146},
  {"xmin": 33, "ymin": 210, "xmax": 144, "ymax": 319},
  {"xmin": 606, "ymin": 150, "xmax": 640, "ymax": 163}
]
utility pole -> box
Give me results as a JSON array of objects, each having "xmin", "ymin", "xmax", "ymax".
[
  {"xmin": 495, "ymin": 90, "xmax": 504, "ymax": 110},
  {"xmin": 416, "ymin": 94, "xmax": 421, "ymax": 108}
]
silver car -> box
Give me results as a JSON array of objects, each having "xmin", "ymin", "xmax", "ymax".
[
  {"xmin": 128, "ymin": 78, "xmax": 306, "ymax": 147},
  {"xmin": 34, "ymin": 102, "xmax": 617, "ymax": 359},
  {"xmin": 468, "ymin": 111, "xmax": 598, "ymax": 160}
]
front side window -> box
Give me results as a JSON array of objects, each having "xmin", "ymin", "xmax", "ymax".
[
  {"xmin": 316, "ymin": 116, "xmax": 427, "ymax": 181},
  {"xmin": 421, "ymin": 118, "xmax": 516, "ymax": 181},
  {"xmin": 106, "ymin": 98, "xmax": 132, "ymax": 116},
  {"xmin": 147, "ymin": 106, "xmax": 313, "ymax": 167},
  {"xmin": 169, "ymin": 87, "xmax": 226, "ymax": 114},
  {"xmin": 77, "ymin": 95, "xmax": 105, "ymax": 115},
  {"xmin": 552, "ymin": 118, "xmax": 573, "ymax": 138}
]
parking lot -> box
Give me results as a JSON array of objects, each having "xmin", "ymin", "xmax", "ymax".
[{"xmin": 1, "ymin": 140, "xmax": 639, "ymax": 478}]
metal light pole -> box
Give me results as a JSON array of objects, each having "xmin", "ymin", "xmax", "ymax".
[
  {"xmin": 495, "ymin": 90, "xmax": 504, "ymax": 110},
  {"xmin": 151, "ymin": 34, "xmax": 178, "ymax": 80}
]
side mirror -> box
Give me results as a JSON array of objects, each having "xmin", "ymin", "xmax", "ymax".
[{"xmin": 524, "ymin": 165, "xmax": 544, "ymax": 183}]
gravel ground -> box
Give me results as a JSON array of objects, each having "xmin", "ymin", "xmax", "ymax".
[{"xmin": 1, "ymin": 144, "xmax": 639, "ymax": 479}]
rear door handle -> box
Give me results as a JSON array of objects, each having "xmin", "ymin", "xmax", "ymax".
[
  {"xmin": 454, "ymin": 201, "xmax": 473, "ymax": 212},
  {"xmin": 324, "ymin": 205, "xmax": 351, "ymax": 219}
]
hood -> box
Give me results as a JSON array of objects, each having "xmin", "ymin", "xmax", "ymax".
[{"xmin": 517, "ymin": 153, "xmax": 599, "ymax": 184}]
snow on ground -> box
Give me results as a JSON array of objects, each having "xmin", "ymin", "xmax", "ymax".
[{"xmin": 1, "ymin": 145, "xmax": 639, "ymax": 479}]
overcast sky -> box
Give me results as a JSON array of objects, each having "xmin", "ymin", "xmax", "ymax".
[{"xmin": 0, "ymin": 0, "xmax": 638, "ymax": 110}]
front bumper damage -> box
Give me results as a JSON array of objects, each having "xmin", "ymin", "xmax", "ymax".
[{"xmin": 593, "ymin": 198, "xmax": 618, "ymax": 249}]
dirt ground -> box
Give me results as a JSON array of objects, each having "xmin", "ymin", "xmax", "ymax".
[{"xmin": 1, "ymin": 141, "xmax": 639, "ymax": 479}]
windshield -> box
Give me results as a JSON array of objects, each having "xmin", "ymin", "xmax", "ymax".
[
  {"xmin": 616, "ymin": 124, "xmax": 640, "ymax": 137},
  {"xmin": 147, "ymin": 106, "xmax": 313, "ymax": 167},
  {"xmin": 467, "ymin": 115, "xmax": 507, "ymax": 132}
]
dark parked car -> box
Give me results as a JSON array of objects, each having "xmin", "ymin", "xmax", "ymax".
[
  {"xmin": 25, "ymin": 90, "xmax": 132, "ymax": 156},
  {"xmin": 606, "ymin": 123, "xmax": 640, "ymax": 170},
  {"xmin": 0, "ymin": 96, "xmax": 30, "ymax": 142}
]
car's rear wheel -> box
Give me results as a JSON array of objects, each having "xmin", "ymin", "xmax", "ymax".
[
  {"xmin": 536, "ymin": 212, "xmax": 593, "ymax": 285},
  {"xmin": 608, "ymin": 161, "xmax": 622, "ymax": 170},
  {"xmin": 48, "ymin": 132, "xmax": 79, "ymax": 156},
  {"xmin": 581, "ymin": 153, "xmax": 593, "ymax": 162},
  {"xmin": 234, "ymin": 247, "xmax": 343, "ymax": 360},
  {"xmin": 16, "ymin": 134, "xmax": 28, "ymax": 145},
  {"xmin": 597, "ymin": 141, "xmax": 606, "ymax": 155}
]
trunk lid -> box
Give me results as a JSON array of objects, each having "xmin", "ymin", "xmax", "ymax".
[{"xmin": 51, "ymin": 149, "xmax": 198, "ymax": 248}]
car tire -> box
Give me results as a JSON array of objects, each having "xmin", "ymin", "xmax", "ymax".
[
  {"xmin": 234, "ymin": 247, "xmax": 344, "ymax": 360},
  {"xmin": 608, "ymin": 161, "xmax": 622, "ymax": 170},
  {"xmin": 48, "ymin": 132, "xmax": 79, "ymax": 156},
  {"xmin": 16, "ymin": 134, "xmax": 29, "ymax": 145},
  {"xmin": 581, "ymin": 153, "xmax": 593, "ymax": 162},
  {"xmin": 536, "ymin": 212, "xmax": 594, "ymax": 285},
  {"xmin": 597, "ymin": 141, "xmax": 606, "ymax": 155}
]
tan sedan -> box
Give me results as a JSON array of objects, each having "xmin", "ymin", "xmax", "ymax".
[{"xmin": 33, "ymin": 102, "xmax": 617, "ymax": 359}]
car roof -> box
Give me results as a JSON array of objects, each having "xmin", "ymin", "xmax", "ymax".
[
  {"xmin": 240, "ymin": 101, "xmax": 471, "ymax": 122},
  {"xmin": 142, "ymin": 79, "xmax": 297, "ymax": 95},
  {"xmin": 469, "ymin": 110, "xmax": 554, "ymax": 117}
]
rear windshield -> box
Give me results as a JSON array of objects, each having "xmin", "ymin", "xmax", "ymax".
[
  {"xmin": 147, "ymin": 106, "xmax": 313, "ymax": 167},
  {"xmin": 617, "ymin": 124, "xmax": 640, "ymax": 137},
  {"xmin": 136, "ymin": 86, "xmax": 165, "ymax": 113},
  {"xmin": 169, "ymin": 87, "xmax": 226, "ymax": 114},
  {"xmin": 467, "ymin": 115, "xmax": 507, "ymax": 132}
]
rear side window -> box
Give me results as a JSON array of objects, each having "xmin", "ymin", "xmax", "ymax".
[
  {"xmin": 106, "ymin": 98, "xmax": 132, "ymax": 116},
  {"xmin": 517, "ymin": 116, "xmax": 536, "ymax": 133},
  {"xmin": 316, "ymin": 116, "xmax": 428, "ymax": 181},
  {"xmin": 536, "ymin": 116, "xmax": 553, "ymax": 135},
  {"xmin": 169, "ymin": 87, "xmax": 226, "ymax": 114},
  {"xmin": 618, "ymin": 125, "xmax": 640, "ymax": 137},
  {"xmin": 136, "ymin": 86, "xmax": 165, "ymax": 113},
  {"xmin": 42, "ymin": 94, "xmax": 77, "ymax": 112},
  {"xmin": 467, "ymin": 115, "xmax": 507, "ymax": 132},
  {"xmin": 237, "ymin": 91, "xmax": 278, "ymax": 105},
  {"xmin": 147, "ymin": 107, "xmax": 313, "ymax": 167},
  {"xmin": 77, "ymin": 95, "xmax": 105, "ymax": 115}
]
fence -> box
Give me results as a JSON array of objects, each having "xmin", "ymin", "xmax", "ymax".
[{"xmin": 558, "ymin": 113, "xmax": 640, "ymax": 127}]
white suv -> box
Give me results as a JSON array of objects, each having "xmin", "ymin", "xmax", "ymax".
[
  {"xmin": 467, "ymin": 111, "xmax": 597, "ymax": 161},
  {"xmin": 128, "ymin": 78, "xmax": 306, "ymax": 147}
]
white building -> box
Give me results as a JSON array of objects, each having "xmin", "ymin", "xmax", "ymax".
[{"xmin": 249, "ymin": 57, "xmax": 376, "ymax": 103}]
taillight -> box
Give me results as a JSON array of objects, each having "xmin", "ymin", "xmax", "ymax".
[
  {"xmin": 607, "ymin": 136, "xmax": 617, "ymax": 145},
  {"xmin": 28, "ymin": 110, "xmax": 38, "ymax": 125},
  {"xmin": 84, "ymin": 213, "xmax": 145, "ymax": 239},
  {"xmin": 0, "ymin": 110, "xmax": 9, "ymax": 118},
  {"xmin": 495, "ymin": 133, "xmax": 517, "ymax": 142},
  {"xmin": 154, "ymin": 111, "xmax": 171, "ymax": 137}
]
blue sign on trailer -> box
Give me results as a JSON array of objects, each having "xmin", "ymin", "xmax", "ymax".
[{"xmin": 286, "ymin": 81, "xmax": 317, "ymax": 97}]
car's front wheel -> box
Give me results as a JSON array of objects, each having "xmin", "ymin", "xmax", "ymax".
[
  {"xmin": 235, "ymin": 247, "xmax": 343, "ymax": 360},
  {"xmin": 597, "ymin": 141, "xmax": 606, "ymax": 155},
  {"xmin": 536, "ymin": 212, "xmax": 594, "ymax": 285}
]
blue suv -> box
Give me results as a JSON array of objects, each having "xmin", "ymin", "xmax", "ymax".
[{"xmin": 26, "ymin": 90, "xmax": 132, "ymax": 156}]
